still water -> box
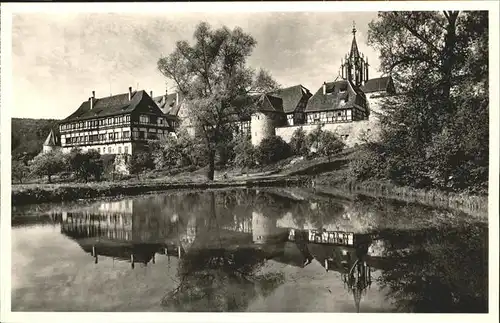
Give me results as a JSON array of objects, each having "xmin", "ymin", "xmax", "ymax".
[{"xmin": 11, "ymin": 187, "xmax": 488, "ymax": 312}]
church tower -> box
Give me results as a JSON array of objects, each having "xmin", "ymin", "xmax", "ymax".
[{"xmin": 340, "ymin": 22, "xmax": 369, "ymax": 87}]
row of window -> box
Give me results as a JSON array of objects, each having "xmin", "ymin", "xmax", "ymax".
[
  {"xmin": 63, "ymin": 129, "xmax": 169, "ymax": 146},
  {"xmin": 61, "ymin": 115, "xmax": 132, "ymax": 131},
  {"xmin": 60, "ymin": 114, "xmax": 169, "ymax": 132},
  {"xmin": 63, "ymin": 131, "xmax": 131, "ymax": 144},
  {"xmin": 97, "ymin": 146, "xmax": 129, "ymax": 155},
  {"xmin": 306, "ymin": 110, "xmax": 353, "ymax": 124}
]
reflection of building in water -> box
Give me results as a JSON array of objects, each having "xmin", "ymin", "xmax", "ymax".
[
  {"xmin": 252, "ymin": 211, "xmax": 288, "ymax": 244},
  {"xmin": 307, "ymin": 242, "xmax": 372, "ymax": 313},
  {"xmin": 60, "ymin": 199, "xmax": 183, "ymax": 269}
]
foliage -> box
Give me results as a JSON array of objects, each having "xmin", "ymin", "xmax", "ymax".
[
  {"xmin": 158, "ymin": 22, "xmax": 280, "ymax": 180},
  {"xmin": 364, "ymin": 11, "xmax": 488, "ymax": 193},
  {"xmin": 29, "ymin": 150, "xmax": 66, "ymax": 183},
  {"xmin": 129, "ymin": 151, "xmax": 154, "ymax": 178},
  {"xmin": 12, "ymin": 161, "xmax": 30, "ymax": 184},
  {"xmin": 256, "ymin": 135, "xmax": 292, "ymax": 165},
  {"xmin": 101, "ymin": 154, "xmax": 117, "ymax": 179},
  {"xmin": 11, "ymin": 118, "xmax": 59, "ymax": 160},
  {"xmin": 289, "ymin": 127, "xmax": 309, "ymax": 156},
  {"xmin": 306, "ymin": 126, "xmax": 345, "ymax": 159},
  {"xmin": 233, "ymin": 135, "xmax": 256, "ymax": 169},
  {"xmin": 316, "ymin": 130, "xmax": 345, "ymax": 159},
  {"xmin": 65, "ymin": 148, "xmax": 104, "ymax": 182}
]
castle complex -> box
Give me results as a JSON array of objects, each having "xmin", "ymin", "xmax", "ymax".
[{"xmin": 43, "ymin": 24, "xmax": 395, "ymax": 155}]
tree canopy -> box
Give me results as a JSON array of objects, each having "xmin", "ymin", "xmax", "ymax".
[
  {"xmin": 158, "ymin": 22, "xmax": 280, "ymax": 180},
  {"xmin": 361, "ymin": 11, "xmax": 488, "ymax": 193}
]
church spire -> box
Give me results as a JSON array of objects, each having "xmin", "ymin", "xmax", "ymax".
[
  {"xmin": 349, "ymin": 21, "xmax": 360, "ymax": 59},
  {"xmin": 340, "ymin": 21, "xmax": 369, "ymax": 87}
]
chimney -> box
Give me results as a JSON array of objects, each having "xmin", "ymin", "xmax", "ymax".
[
  {"xmin": 322, "ymin": 82, "xmax": 326, "ymax": 95},
  {"xmin": 176, "ymin": 92, "xmax": 179, "ymax": 106},
  {"xmin": 128, "ymin": 87, "xmax": 132, "ymax": 101},
  {"xmin": 90, "ymin": 91, "xmax": 95, "ymax": 109},
  {"xmin": 150, "ymin": 90, "xmax": 153, "ymax": 98}
]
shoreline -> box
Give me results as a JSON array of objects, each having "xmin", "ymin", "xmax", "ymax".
[{"xmin": 11, "ymin": 176, "xmax": 488, "ymax": 217}]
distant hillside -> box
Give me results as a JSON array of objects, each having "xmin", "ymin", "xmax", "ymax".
[{"xmin": 12, "ymin": 118, "xmax": 61, "ymax": 159}]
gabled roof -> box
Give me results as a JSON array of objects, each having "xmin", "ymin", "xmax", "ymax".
[
  {"xmin": 305, "ymin": 79, "xmax": 367, "ymax": 113},
  {"xmin": 43, "ymin": 129, "xmax": 60, "ymax": 147},
  {"xmin": 154, "ymin": 93, "xmax": 182, "ymax": 117},
  {"xmin": 361, "ymin": 76, "xmax": 395, "ymax": 94},
  {"xmin": 270, "ymin": 85, "xmax": 312, "ymax": 114},
  {"xmin": 63, "ymin": 90, "xmax": 166, "ymax": 122},
  {"xmin": 259, "ymin": 94, "xmax": 284, "ymax": 113}
]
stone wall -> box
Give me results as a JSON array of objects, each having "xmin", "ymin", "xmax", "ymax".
[{"xmin": 275, "ymin": 118, "xmax": 380, "ymax": 148}]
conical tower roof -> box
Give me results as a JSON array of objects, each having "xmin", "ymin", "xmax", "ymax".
[
  {"xmin": 349, "ymin": 22, "xmax": 360, "ymax": 59},
  {"xmin": 43, "ymin": 129, "xmax": 58, "ymax": 146}
]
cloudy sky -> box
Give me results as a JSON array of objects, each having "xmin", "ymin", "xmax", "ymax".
[{"xmin": 12, "ymin": 11, "xmax": 381, "ymax": 119}]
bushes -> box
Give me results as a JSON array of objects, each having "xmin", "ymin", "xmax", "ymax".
[
  {"xmin": 129, "ymin": 151, "xmax": 154, "ymax": 178},
  {"xmin": 289, "ymin": 127, "xmax": 308, "ymax": 156},
  {"xmin": 29, "ymin": 150, "xmax": 66, "ymax": 183},
  {"xmin": 305, "ymin": 126, "xmax": 345, "ymax": 159},
  {"xmin": 256, "ymin": 135, "xmax": 292, "ymax": 165},
  {"xmin": 66, "ymin": 148, "xmax": 104, "ymax": 182},
  {"xmin": 234, "ymin": 135, "xmax": 256, "ymax": 169}
]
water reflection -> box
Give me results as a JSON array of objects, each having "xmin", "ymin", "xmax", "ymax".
[{"xmin": 13, "ymin": 188, "xmax": 488, "ymax": 313}]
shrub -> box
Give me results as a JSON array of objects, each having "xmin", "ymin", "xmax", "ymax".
[
  {"xmin": 256, "ymin": 135, "xmax": 292, "ymax": 165},
  {"xmin": 29, "ymin": 150, "xmax": 66, "ymax": 183},
  {"xmin": 66, "ymin": 148, "xmax": 104, "ymax": 182},
  {"xmin": 129, "ymin": 151, "xmax": 154, "ymax": 178},
  {"xmin": 12, "ymin": 160, "xmax": 30, "ymax": 184},
  {"xmin": 233, "ymin": 135, "xmax": 256, "ymax": 169},
  {"xmin": 289, "ymin": 127, "xmax": 309, "ymax": 156},
  {"xmin": 306, "ymin": 126, "xmax": 345, "ymax": 159},
  {"xmin": 316, "ymin": 131, "xmax": 345, "ymax": 160}
]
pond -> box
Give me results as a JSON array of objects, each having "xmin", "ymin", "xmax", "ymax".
[{"xmin": 11, "ymin": 187, "xmax": 488, "ymax": 312}]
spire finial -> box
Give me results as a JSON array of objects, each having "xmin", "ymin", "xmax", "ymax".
[{"xmin": 352, "ymin": 21, "xmax": 357, "ymax": 36}]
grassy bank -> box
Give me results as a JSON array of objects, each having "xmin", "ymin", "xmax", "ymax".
[
  {"xmin": 11, "ymin": 176, "xmax": 311, "ymax": 206},
  {"xmin": 314, "ymin": 180, "xmax": 488, "ymax": 217}
]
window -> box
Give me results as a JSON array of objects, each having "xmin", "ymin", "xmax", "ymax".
[
  {"xmin": 114, "ymin": 132, "xmax": 120, "ymax": 140},
  {"xmin": 123, "ymin": 131, "xmax": 130, "ymax": 139},
  {"xmin": 118, "ymin": 147, "xmax": 122, "ymax": 154},
  {"xmin": 126, "ymin": 115, "xmax": 130, "ymax": 122},
  {"xmin": 109, "ymin": 133, "xmax": 114, "ymax": 141},
  {"xmin": 107, "ymin": 118, "xmax": 112, "ymax": 125},
  {"xmin": 139, "ymin": 131, "xmax": 145, "ymax": 139},
  {"xmin": 124, "ymin": 146, "xmax": 129, "ymax": 154},
  {"xmin": 97, "ymin": 148, "xmax": 100, "ymax": 153},
  {"xmin": 140, "ymin": 115, "xmax": 149, "ymax": 124}
]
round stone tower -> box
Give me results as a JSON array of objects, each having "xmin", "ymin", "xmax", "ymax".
[{"xmin": 250, "ymin": 112, "xmax": 276, "ymax": 146}]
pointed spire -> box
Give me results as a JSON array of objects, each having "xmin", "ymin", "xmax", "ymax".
[
  {"xmin": 43, "ymin": 129, "xmax": 58, "ymax": 146},
  {"xmin": 350, "ymin": 21, "xmax": 360, "ymax": 59}
]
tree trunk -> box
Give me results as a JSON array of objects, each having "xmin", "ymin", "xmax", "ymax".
[
  {"xmin": 48, "ymin": 174, "xmax": 52, "ymax": 183},
  {"xmin": 207, "ymin": 151, "xmax": 215, "ymax": 181}
]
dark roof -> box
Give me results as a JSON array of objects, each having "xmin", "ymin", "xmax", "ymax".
[
  {"xmin": 259, "ymin": 94, "xmax": 284, "ymax": 113},
  {"xmin": 349, "ymin": 35, "xmax": 360, "ymax": 59},
  {"xmin": 63, "ymin": 90, "xmax": 166, "ymax": 122},
  {"xmin": 43, "ymin": 129, "xmax": 60, "ymax": 146},
  {"xmin": 270, "ymin": 85, "xmax": 312, "ymax": 114},
  {"xmin": 305, "ymin": 79, "xmax": 367, "ymax": 113},
  {"xmin": 361, "ymin": 76, "xmax": 395, "ymax": 94},
  {"xmin": 154, "ymin": 93, "xmax": 182, "ymax": 117}
]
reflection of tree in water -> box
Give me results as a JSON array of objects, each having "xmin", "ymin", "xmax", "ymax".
[
  {"xmin": 375, "ymin": 223, "xmax": 488, "ymax": 313},
  {"xmin": 161, "ymin": 192, "xmax": 285, "ymax": 312},
  {"xmin": 162, "ymin": 248, "xmax": 284, "ymax": 311}
]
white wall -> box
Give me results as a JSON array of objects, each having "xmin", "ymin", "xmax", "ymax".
[
  {"xmin": 275, "ymin": 118, "xmax": 380, "ymax": 148},
  {"xmin": 251, "ymin": 112, "xmax": 276, "ymax": 146}
]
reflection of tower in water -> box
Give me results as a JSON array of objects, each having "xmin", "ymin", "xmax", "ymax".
[
  {"xmin": 341, "ymin": 255, "xmax": 372, "ymax": 313},
  {"xmin": 252, "ymin": 211, "xmax": 287, "ymax": 244}
]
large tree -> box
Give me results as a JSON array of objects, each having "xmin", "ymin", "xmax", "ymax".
[
  {"xmin": 158, "ymin": 22, "xmax": 280, "ymax": 180},
  {"xmin": 366, "ymin": 11, "xmax": 488, "ymax": 192}
]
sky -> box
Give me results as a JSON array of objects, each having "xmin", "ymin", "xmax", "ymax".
[{"xmin": 12, "ymin": 11, "xmax": 382, "ymax": 119}]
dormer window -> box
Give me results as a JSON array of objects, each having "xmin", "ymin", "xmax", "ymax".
[
  {"xmin": 339, "ymin": 87, "xmax": 347, "ymax": 93},
  {"xmin": 340, "ymin": 99, "xmax": 346, "ymax": 106}
]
